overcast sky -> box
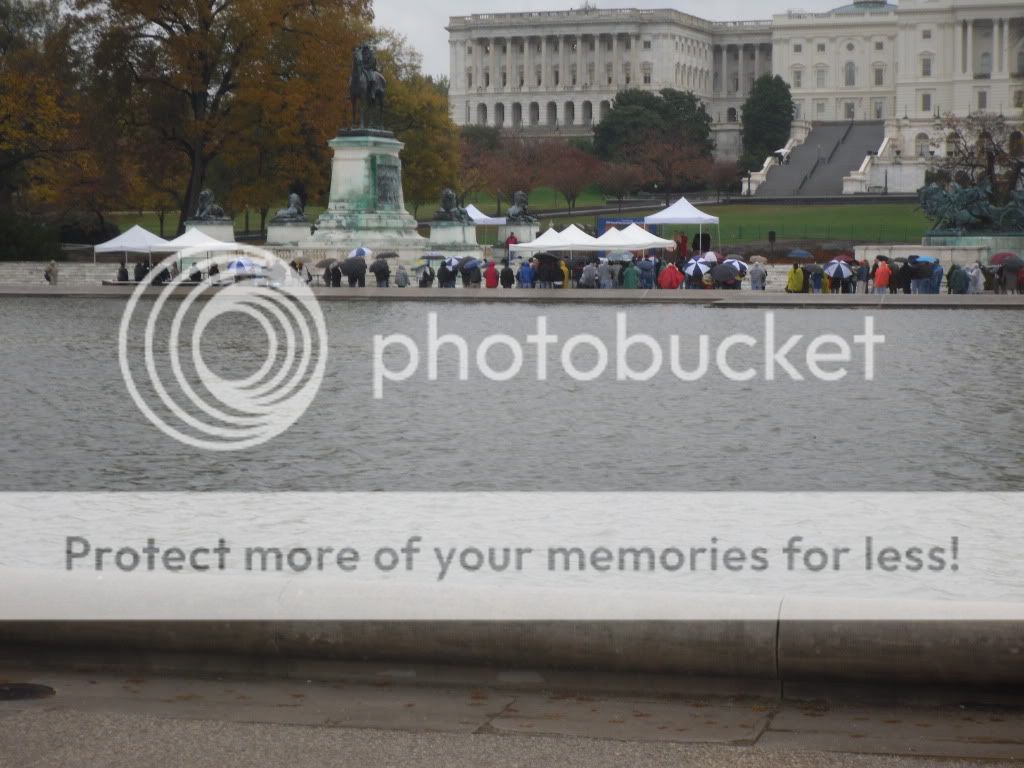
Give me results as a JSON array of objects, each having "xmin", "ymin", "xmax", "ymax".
[{"xmin": 372, "ymin": 0, "xmax": 855, "ymax": 77}]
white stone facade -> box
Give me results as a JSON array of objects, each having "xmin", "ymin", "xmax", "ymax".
[{"xmin": 447, "ymin": 0, "xmax": 1024, "ymax": 164}]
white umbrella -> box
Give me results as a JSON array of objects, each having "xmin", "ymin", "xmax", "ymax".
[
  {"xmin": 700, "ymin": 251, "xmax": 719, "ymax": 264},
  {"xmin": 349, "ymin": 246, "xmax": 373, "ymax": 259},
  {"xmin": 684, "ymin": 259, "xmax": 712, "ymax": 277},
  {"xmin": 824, "ymin": 260, "xmax": 853, "ymax": 279},
  {"xmin": 724, "ymin": 258, "xmax": 748, "ymax": 273}
]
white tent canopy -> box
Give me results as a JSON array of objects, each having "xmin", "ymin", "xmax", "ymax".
[
  {"xmin": 465, "ymin": 204, "xmax": 506, "ymax": 226},
  {"xmin": 94, "ymin": 225, "xmax": 169, "ymax": 254},
  {"xmin": 622, "ymin": 223, "xmax": 677, "ymax": 250},
  {"xmin": 559, "ymin": 224, "xmax": 602, "ymax": 250},
  {"xmin": 508, "ymin": 227, "xmax": 571, "ymax": 253},
  {"xmin": 152, "ymin": 227, "xmax": 235, "ymax": 251},
  {"xmin": 644, "ymin": 197, "xmax": 719, "ymax": 225}
]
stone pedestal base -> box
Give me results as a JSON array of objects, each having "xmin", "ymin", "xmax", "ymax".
[
  {"xmin": 498, "ymin": 223, "xmax": 538, "ymax": 244},
  {"xmin": 266, "ymin": 221, "xmax": 312, "ymax": 246},
  {"xmin": 429, "ymin": 222, "xmax": 478, "ymax": 245},
  {"xmin": 305, "ymin": 131, "xmax": 427, "ymax": 254},
  {"xmin": 184, "ymin": 220, "xmax": 235, "ymax": 243}
]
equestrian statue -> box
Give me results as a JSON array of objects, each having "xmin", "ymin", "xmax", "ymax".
[{"xmin": 349, "ymin": 43, "xmax": 386, "ymax": 129}]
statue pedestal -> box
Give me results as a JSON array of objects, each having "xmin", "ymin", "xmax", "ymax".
[
  {"xmin": 303, "ymin": 130, "xmax": 427, "ymax": 257},
  {"xmin": 429, "ymin": 222, "xmax": 477, "ymax": 245},
  {"xmin": 184, "ymin": 220, "xmax": 235, "ymax": 243},
  {"xmin": 266, "ymin": 221, "xmax": 312, "ymax": 246},
  {"xmin": 498, "ymin": 224, "xmax": 538, "ymax": 245}
]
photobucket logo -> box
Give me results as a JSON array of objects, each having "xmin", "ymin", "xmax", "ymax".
[
  {"xmin": 118, "ymin": 246, "xmax": 328, "ymax": 451},
  {"xmin": 373, "ymin": 312, "xmax": 884, "ymax": 398}
]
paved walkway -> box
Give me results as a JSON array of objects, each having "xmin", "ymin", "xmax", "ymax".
[
  {"xmin": 3, "ymin": 285, "xmax": 1024, "ymax": 309},
  {"xmin": 1, "ymin": 664, "xmax": 1022, "ymax": 766}
]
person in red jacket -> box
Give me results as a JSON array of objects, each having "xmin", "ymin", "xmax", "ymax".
[
  {"xmin": 873, "ymin": 258, "xmax": 892, "ymax": 294},
  {"xmin": 483, "ymin": 260, "xmax": 499, "ymax": 288},
  {"xmin": 657, "ymin": 261, "xmax": 683, "ymax": 289}
]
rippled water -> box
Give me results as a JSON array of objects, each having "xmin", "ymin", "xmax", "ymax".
[{"xmin": 1, "ymin": 297, "xmax": 1021, "ymax": 492}]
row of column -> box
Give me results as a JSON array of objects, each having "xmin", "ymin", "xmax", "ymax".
[
  {"xmin": 956, "ymin": 18, "xmax": 1018, "ymax": 76},
  {"xmin": 712, "ymin": 43, "xmax": 772, "ymax": 98}
]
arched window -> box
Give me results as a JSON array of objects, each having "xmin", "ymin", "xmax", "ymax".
[
  {"xmin": 915, "ymin": 132, "xmax": 930, "ymax": 157},
  {"xmin": 494, "ymin": 102, "xmax": 505, "ymax": 128},
  {"xmin": 476, "ymin": 103, "xmax": 488, "ymax": 125},
  {"xmin": 979, "ymin": 52, "xmax": 992, "ymax": 75},
  {"xmin": 599, "ymin": 100, "xmax": 611, "ymax": 121},
  {"xmin": 844, "ymin": 61, "xmax": 856, "ymax": 87},
  {"xmin": 582, "ymin": 101, "xmax": 593, "ymax": 125},
  {"xmin": 546, "ymin": 101, "xmax": 557, "ymax": 126},
  {"xmin": 529, "ymin": 102, "xmax": 540, "ymax": 126},
  {"xmin": 511, "ymin": 102, "xmax": 522, "ymax": 128},
  {"xmin": 727, "ymin": 107, "xmax": 737, "ymax": 123},
  {"xmin": 563, "ymin": 101, "xmax": 575, "ymax": 126}
]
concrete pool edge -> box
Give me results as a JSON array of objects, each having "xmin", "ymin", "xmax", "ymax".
[{"xmin": 1, "ymin": 616, "xmax": 1021, "ymax": 688}]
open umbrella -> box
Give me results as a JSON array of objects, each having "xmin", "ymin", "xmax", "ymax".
[
  {"xmin": 460, "ymin": 257, "xmax": 481, "ymax": 271},
  {"xmin": 788, "ymin": 249, "xmax": 813, "ymax": 261},
  {"xmin": 749, "ymin": 255, "xmax": 768, "ymax": 265},
  {"xmin": 909, "ymin": 254, "xmax": 938, "ymax": 264},
  {"xmin": 723, "ymin": 258, "xmax": 748, "ymax": 274},
  {"xmin": 341, "ymin": 255, "xmax": 366, "ymax": 275},
  {"xmin": 348, "ymin": 246, "xmax": 373, "ymax": 259},
  {"xmin": 802, "ymin": 263, "xmax": 824, "ymax": 274},
  {"xmin": 991, "ymin": 252, "xmax": 1021, "ymax": 267},
  {"xmin": 444, "ymin": 256, "xmax": 461, "ymax": 269},
  {"xmin": 833, "ymin": 252, "xmax": 856, "ymax": 263},
  {"xmin": 824, "ymin": 260, "xmax": 852, "ymax": 279},
  {"xmin": 700, "ymin": 251, "xmax": 719, "ymax": 264},
  {"xmin": 711, "ymin": 263, "xmax": 739, "ymax": 283},
  {"xmin": 421, "ymin": 251, "xmax": 446, "ymax": 261},
  {"xmin": 1002, "ymin": 255, "xmax": 1024, "ymax": 270},
  {"xmin": 684, "ymin": 259, "xmax": 711, "ymax": 277},
  {"xmin": 378, "ymin": 251, "xmax": 400, "ymax": 259},
  {"xmin": 314, "ymin": 258, "xmax": 338, "ymax": 269},
  {"xmin": 534, "ymin": 251, "xmax": 560, "ymax": 261},
  {"xmin": 875, "ymin": 255, "xmax": 891, "ymax": 262}
]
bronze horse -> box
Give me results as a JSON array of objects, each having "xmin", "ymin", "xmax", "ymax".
[{"xmin": 350, "ymin": 44, "xmax": 386, "ymax": 129}]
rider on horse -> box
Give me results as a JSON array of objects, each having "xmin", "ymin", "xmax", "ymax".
[{"xmin": 350, "ymin": 43, "xmax": 386, "ymax": 128}]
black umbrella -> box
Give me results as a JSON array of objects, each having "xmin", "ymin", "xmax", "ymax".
[
  {"xmin": 711, "ymin": 263, "xmax": 739, "ymax": 283},
  {"xmin": 1004, "ymin": 255, "xmax": 1024, "ymax": 270},
  {"xmin": 341, "ymin": 255, "xmax": 366, "ymax": 276},
  {"xmin": 802, "ymin": 263, "xmax": 824, "ymax": 274},
  {"xmin": 534, "ymin": 251, "xmax": 560, "ymax": 261}
]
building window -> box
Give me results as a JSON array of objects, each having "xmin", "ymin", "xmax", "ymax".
[
  {"xmin": 793, "ymin": 69, "xmax": 802, "ymax": 88},
  {"xmin": 794, "ymin": 101, "xmax": 803, "ymax": 119},
  {"xmin": 643, "ymin": 72, "xmax": 651, "ymax": 84},
  {"xmin": 467, "ymin": 45, "xmax": 473, "ymax": 54},
  {"xmin": 921, "ymin": 57, "xmax": 932, "ymax": 77},
  {"xmin": 845, "ymin": 102, "xmax": 855, "ymax": 119},
  {"xmin": 874, "ymin": 67, "xmax": 884, "ymax": 86},
  {"xmin": 484, "ymin": 72, "xmax": 490, "ymax": 87},
  {"xmin": 727, "ymin": 107, "xmax": 737, "ymax": 122},
  {"xmin": 922, "ymin": 30, "xmax": 931, "ymax": 40},
  {"xmin": 873, "ymin": 99, "xmax": 884, "ymax": 119},
  {"xmin": 978, "ymin": 90, "xmax": 987, "ymax": 110},
  {"xmin": 501, "ymin": 71, "xmax": 507, "ymax": 87},
  {"xmin": 467, "ymin": 71, "xmax": 473, "ymax": 88},
  {"xmin": 553, "ymin": 68, "xmax": 559, "ymax": 86},
  {"xmin": 817, "ymin": 43, "xmax": 826, "ymax": 53},
  {"xmin": 916, "ymin": 133, "xmax": 930, "ymax": 157},
  {"xmin": 875, "ymin": 41, "xmax": 884, "ymax": 51},
  {"xmin": 845, "ymin": 62, "xmax": 856, "ymax": 86},
  {"xmin": 642, "ymin": 40, "xmax": 651, "ymax": 49},
  {"xmin": 846, "ymin": 42, "xmax": 854, "ymax": 52},
  {"xmin": 1016, "ymin": 90, "xmax": 1024, "ymax": 109},
  {"xmin": 816, "ymin": 68, "xmax": 827, "ymax": 88},
  {"xmin": 922, "ymin": 93, "xmax": 932, "ymax": 112},
  {"xmin": 793, "ymin": 43, "xmax": 803, "ymax": 53},
  {"xmin": 816, "ymin": 101, "xmax": 825, "ymax": 115}
]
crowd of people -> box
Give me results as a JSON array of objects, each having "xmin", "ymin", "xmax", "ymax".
[{"xmin": 784, "ymin": 256, "xmax": 1020, "ymax": 295}]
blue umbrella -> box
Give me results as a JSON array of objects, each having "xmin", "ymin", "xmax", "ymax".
[
  {"xmin": 348, "ymin": 246, "xmax": 373, "ymax": 259},
  {"xmin": 788, "ymin": 249, "xmax": 813, "ymax": 261},
  {"xmin": 684, "ymin": 259, "xmax": 711, "ymax": 277},
  {"xmin": 460, "ymin": 257, "xmax": 481, "ymax": 271},
  {"xmin": 910, "ymin": 254, "xmax": 939, "ymax": 263}
]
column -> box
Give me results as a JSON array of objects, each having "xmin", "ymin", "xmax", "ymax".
[
  {"xmin": 596, "ymin": 33, "xmax": 604, "ymax": 90},
  {"xmin": 541, "ymin": 36, "xmax": 549, "ymax": 88},
  {"xmin": 576, "ymin": 35, "xmax": 583, "ymax": 87},
  {"xmin": 489, "ymin": 37, "xmax": 497, "ymax": 92},
  {"xmin": 753, "ymin": 44, "xmax": 760, "ymax": 83},
  {"xmin": 631, "ymin": 33, "xmax": 639, "ymax": 86},
  {"xmin": 524, "ymin": 36, "xmax": 533, "ymax": 90},
  {"xmin": 611, "ymin": 34, "xmax": 619, "ymax": 86},
  {"xmin": 739, "ymin": 44, "xmax": 747, "ymax": 96},
  {"xmin": 474, "ymin": 38, "xmax": 483, "ymax": 90},
  {"xmin": 966, "ymin": 20, "xmax": 974, "ymax": 77},
  {"xmin": 1002, "ymin": 18, "xmax": 1010, "ymax": 74}
]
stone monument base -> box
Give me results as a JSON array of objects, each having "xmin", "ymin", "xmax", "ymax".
[
  {"xmin": 429, "ymin": 222, "xmax": 477, "ymax": 246},
  {"xmin": 498, "ymin": 223, "xmax": 538, "ymax": 244},
  {"xmin": 184, "ymin": 220, "xmax": 235, "ymax": 243},
  {"xmin": 304, "ymin": 131, "xmax": 427, "ymax": 254},
  {"xmin": 266, "ymin": 221, "xmax": 312, "ymax": 247},
  {"xmin": 921, "ymin": 233, "xmax": 1024, "ymax": 262}
]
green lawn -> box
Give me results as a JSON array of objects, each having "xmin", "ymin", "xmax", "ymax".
[
  {"xmin": 532, "ymin": 202, "xmax": 930, "ymax": 246},
  {"xmin": 110, "ymin": 199, "xmax": 930, "ymax": 248}
]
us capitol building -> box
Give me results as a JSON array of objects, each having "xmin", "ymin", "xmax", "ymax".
[{"xmin": 447, "ymin": 0, "xmax": 1024, "ymax": 191}]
